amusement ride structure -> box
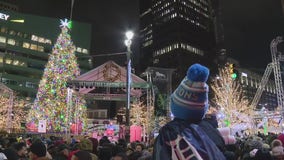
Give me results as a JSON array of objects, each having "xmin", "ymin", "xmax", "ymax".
[{"xmin": 251, "ymin": 37, "xmax": 284, "ymax": 129}]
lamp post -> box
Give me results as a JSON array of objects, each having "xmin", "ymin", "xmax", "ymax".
[{"xmin": 124, "ymin": 31, "xmax": 134, "ymax": 142}]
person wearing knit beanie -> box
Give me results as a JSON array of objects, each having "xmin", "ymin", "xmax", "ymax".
[
  {"xmin": 153, "ymin": 64, "xmax": 226, "ymax": 160},
  {"xmin": 171, "ymin": 63, "xmax": 209, "ymax": 121}
]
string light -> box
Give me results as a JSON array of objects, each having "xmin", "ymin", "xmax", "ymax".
[{"xmin": 211, "ymin": 64, "xmax": 254, "ymax": 133}]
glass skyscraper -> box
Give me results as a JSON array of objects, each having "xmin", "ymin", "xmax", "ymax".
[{"xmin": 139, "ymin": 0, "xmax": 219, "ymax": 82}]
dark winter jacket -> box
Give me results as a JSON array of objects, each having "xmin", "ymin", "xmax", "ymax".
[{"xmin": 153, "ymin": 118, "xmax": 226, "ymax": 160}]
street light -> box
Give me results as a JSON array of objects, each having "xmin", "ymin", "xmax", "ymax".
[{"xmin": 124, "ymin": 30, "xmax": 133, "ymax": 142}]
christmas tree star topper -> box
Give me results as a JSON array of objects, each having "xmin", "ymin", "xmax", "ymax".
[{"xmin": 60, "ymin": 19, "xmax": 72, "ymax": 29}]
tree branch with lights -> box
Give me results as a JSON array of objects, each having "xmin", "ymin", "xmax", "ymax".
[
  {"xmin": 130, "ymin": 100, "xmax": 155, "ymax": 137},
  {"xmin": 0, "ymin": 89, "xmax": 30, "ymax": 133},
  {"xmin": 211, "ymin": 64, "xmax": 254, "ymax": 134}
]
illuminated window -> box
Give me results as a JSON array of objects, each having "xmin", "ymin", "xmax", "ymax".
[
  {"xmin": 13, "ymin": 60, "xmax": 19, "ymax": 65},
  {"xmin": 5, "ymin": 58, "xmax": 12, "ymax": 64},
  {"xmin": 153, "ymin": 58, "xmax": 159, "ymax": 64},
  {"xmin": 26, "ymin": 82, "xmax": 37, "ymax": 88},
  {"xmin": 30, "ymin": 44, "xmax": 37, "ymax": 50},
  {"xmin": 23, "ymin": 42, "xmax": 30, "ymax": 48},
  {"xmin": 20, "ymin": 62, "xmax": 27, "ymax": 67},
  {"xmin": 31, "ymin": 35, "xmax": 38, "ymax": 41},
  {"xmin": 17, "ymin": 32, "xmax": 23, "ymax": 37},
  {"xmin": 37, "ymin": 45, "xmax": 44, "ymax": 52},
  {"xmin": 7, "ymin": 39, "xmax": 15, "ymax": 45},
  {"xmin": 0, "ymin": 36, "xmax": 6, "ymax": 43},
  {"xmin": 45, "ymin": 39, "xmax": 52, "ymax": 44},
  {"xmin": 0, "ymin": 57, "xmax": 3, "ymax": 63},
  {"xmin": 82, "ymin": 49, "xmax": 88, "ymax": 54},
  {"xmin": 9, "ymin": 30, "xmax": 16, "ymax": 36},
  {"xmin": 77, "ymin": 47, "xmax": 82, "ymax": 52},
  {"xmin": 143, "ymin": 40, "xmax": 153, "ymax": 47},
  {"xmin": 0, "ymin": 27, "xmax": 7, "ymax": 33},
  {"xmin": 38, "ymin": 37, "xmax": 45, "ymax": 43}
]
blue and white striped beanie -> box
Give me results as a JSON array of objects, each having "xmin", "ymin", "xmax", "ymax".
[{"xmin": 170, "ymin": 63, "xmax": 209, "ymax": 121}]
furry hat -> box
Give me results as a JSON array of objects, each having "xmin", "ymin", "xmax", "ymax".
[{"xmin": 171, "ymin": 63, "xmax": 209, "ymax": 120}]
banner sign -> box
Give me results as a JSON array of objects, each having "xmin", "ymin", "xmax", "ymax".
[{"xmin": 38, "ymin": 120, "xmax": 46, "ymax": 133}]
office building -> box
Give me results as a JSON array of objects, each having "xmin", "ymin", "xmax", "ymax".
[
  {"xmin": 223, "ymin": 58, "xmax": 278, "ymax": 110},
  {"xmin": 239, "ymin": 68, "xmax": 277, "ymax": 111},
  {"xmin": 139, "ymin": 0, "xmax": 219, "ymax": 81},
  {"xmin": 0, "ymin": 11, "xmax": 93, "ymax": 98},
  {"xmin": 0, "ymin": 0, "xmax": 18, "ymax": 12}
]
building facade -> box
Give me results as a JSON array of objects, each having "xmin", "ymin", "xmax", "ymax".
[
  {"xmin": 237, "ymin": 68, "xmax": 277, "ymax": 111},
  {"xmin": 224, "ymin": 58, "xmax": 278, "ymax": 111},
  {"xmin": 225, "ymin": 58, "xmax": 278, "ymax": 111},
  {"xmin": 0, "ymin": 11, "xmax": 93, "ymax": 98},
  {"xmin": 139, "ymin": 0, "xmax": 219, "ymax": 82}
]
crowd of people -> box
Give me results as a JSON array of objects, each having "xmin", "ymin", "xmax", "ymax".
[
  {"xmin": 1, "ymin": 63, "xmax": 284, "ymax": 160},
  {"xmin": 0, "ymin": 134, "xmax": 153, "ymax": 160},
  {"xmin": 2, "ymin": 131, "xmax": 284, "ymax": 160}
]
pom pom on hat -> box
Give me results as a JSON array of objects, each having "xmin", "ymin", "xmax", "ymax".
[
  {"xmin": 187, "ymin": 63, "xmax": 209, "ymax": 82},
  {"xmin": 171, "ymin": 63, "xmax": 209, "ymax": 121}
]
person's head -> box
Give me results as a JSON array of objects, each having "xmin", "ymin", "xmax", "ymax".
[
  {"xmin": 271, "ymin": 139, "xmax": 282, "ymax": 148},
  {"xmin": 171, "ymin": 63, "xmax": 209, "ymax": 121},
  {"xmin": 28, "ymin": 141, "xmax": 46, "ymax": 160},
  {"xmin": 128, "ymin": 151, "xmax": 142, "ymax": 160},
  {"xmin": 78, "ymin": 138, "xmax": 93, "ymax": 152},
  {"xmin": 71, "ymin": 150, "xmax": 92, "ymax": 160},
  {"xmin": 117, "ymin": 139, "xmax": 127, "ymax": 148},
  {"xmin": 57, "ymin": 144, "xmax": 69, "ymax": 157},
  {"xmin": 112, "ymin": 152, "xmax": 128, "ymax": 160},
  {"xmin": 248, "ymin": 140, "xmax": 263, "ymax": 151},
  {"xmin": 14, "ymin": 142, "xmax": 27, "ymax": 157},
  {"xmin": 135, "ymin": 143, "xmax": 144, "ymax": 152},
  {"xmin": 255, "ymin": 148, "xmax": 273, "ymax": 160}
]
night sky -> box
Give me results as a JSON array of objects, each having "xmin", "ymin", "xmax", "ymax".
[
  {"xmin": 16, "ymin": 0, "xmax": 140, "ymax": 65},
  {"xmin": 15, "ymin": 0, "xmax": 284, "ymax": 70},
  {"xmin": 221, "ymin": 0, "xmax": 284, "ymax": 70}
]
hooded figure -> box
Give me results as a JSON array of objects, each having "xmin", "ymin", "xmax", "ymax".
[{"xmin": 153, "ymin": 63, "xmax": 226, "ymax": 160}]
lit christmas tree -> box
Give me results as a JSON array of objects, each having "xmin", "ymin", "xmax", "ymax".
[
  {"xmin": 10, "ymin": 97, "xmax": 31, "ymax": 132},
  {"xmin": 130, "ymin": 101, "xmax": 155, "ymax": 136},
  {"xmin": 211, "ymin": 64, "xmax": 253, "ymax": 132},
  {"xmin": 27, "ymin": 19, "xmax": 87, "ymax": 132},
  {"xmin": 0, "ymin": 84, "xmax": 28, "ymax": 132},
  {"xmin": 0, "ymin": 87, "xmax": 12, "ymax": 131}
]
